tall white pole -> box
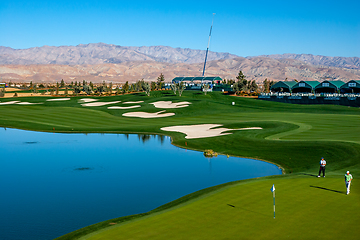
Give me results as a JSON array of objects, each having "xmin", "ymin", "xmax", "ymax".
[{"xmin": 202, "ymin": 13, "xmax": 215, "ymax": 81}]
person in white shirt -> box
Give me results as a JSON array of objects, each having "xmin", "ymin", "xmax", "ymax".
[
  {"xmin": 318, "ymin": 157, "xmax": 326, "ymax": 177},
  {"xmin": 345, "ymin": 171, "xmax": 353, "ymax": 195}
]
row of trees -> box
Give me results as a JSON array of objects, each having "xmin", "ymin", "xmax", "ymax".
[
  {"xmin": 232, "ymin": 71, "xmax": 259, "ymax": 95},
  {"xmin": 2, "ymin": 71, "xmax": 278, "ymax": 98},
  {"xmin": 263, "ymin": 79, "xmax": 275, "ymax": 93},
  {"xmin": 231, "ymin": 71, "xmax": 276, "ymax": 95}
]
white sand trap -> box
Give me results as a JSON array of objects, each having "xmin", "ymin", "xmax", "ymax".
[
  {"xmin": 161, "ymin": 124, "xmax": 263, "ymax": 139},
  {"xmin": 46, "ymin": 98, "xmax": 71, "ymax": 101},
  {"xmin": 150, "ymin": 101, "xmax": 191, "ymax": 109},
  {"xmin": 123, "ymin": 101, "xmax": 144, "ymax": 104},
  {"xmin": 81, "ymin": 101, "xmax": 121, "ymax": 107},
  {"xmin": 123, "ymin": 110, "xmax": 175, "ymax": 118},
  {"xmin": 108, "ymin": 105, "xmax": 141, "ymax": 110},
  {"xmin": 238, "ymin": 127, "xmax": 263, "ymax": 130},
  {"xmin": 16, "ymin": 102, "xmax": 43, "ymax": 105},
  {"xmin": 78, "ymin": 98, "xmax": 99, "ymax": 103},
  {"xmin": 0, "ymin": 101, "xmax": 20, "ymax": 105}
]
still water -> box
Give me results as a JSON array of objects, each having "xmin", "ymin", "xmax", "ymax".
[{"xmin": 0, "ymin": 128, "xmax": 281, "ymax": 240}]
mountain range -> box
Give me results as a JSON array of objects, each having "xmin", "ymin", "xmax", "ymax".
[
  {"xmin": 0, "ymin": 43, "xmax": 238, "ymax": 65},
  {"xmin": 0, "ymin": 43, "xmax": 359, "ymax": 83}
]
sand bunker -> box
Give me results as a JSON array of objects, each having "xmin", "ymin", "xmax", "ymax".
[
  {"xmin": 161, "ymin": 124, "xmax": 262, "ymax": 139},
  {"xmin": 0, "ymin": 101, "xmax": 42, "ymax": 105},
  {"xmin": 3, "ymin": 88, "xmax": 20, "ymax": 91},
  {"xmin": 46, "ymin": 98, "xmax": 71, "ymax": 101},
  {"xmin": 150, "ymin": 101, "xmax": 191, "ymax": 109},
  {"xmin": 108, "ymin": 105, "xmax": 141, "ymax": 109},
  {"xmin": 78, "ymin": 98, "xmax": 99, "ymax": 103},
  {"xmin": 0, "ymin": 101, "xmax": 20, "ymax": 105},
  {"xmin": 122, "ymin": 110, "xmax": 175, "ymax": 118},
  {"xmin": 81, "ymin": 101, "xmax": 121, "ymax": 107},
  {"xmin": 123, "ymin": 101, "xmax": 144, "ymax": 104},
  {"xmin": 16, "ymin": 102, "xmax": 43, "ymax": 105}
]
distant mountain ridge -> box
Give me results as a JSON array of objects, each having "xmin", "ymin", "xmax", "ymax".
[
  {"xmin": 250, "ymin": 54, "xmax": 360, "ymax": 70},
  {"xmin": 1, "ymin": 43, "xmax": 358, "ymax": 70},
  {"xmin": 0, "ymin": 43, "xmax": 238, "ymax": 65},
  {"xmin": 1, "ymin": 43, "xmax": 359, "ymax": 83},
  {"xmin": 1, "ymin": 57, "xmax": 359, "ymax": 84}
]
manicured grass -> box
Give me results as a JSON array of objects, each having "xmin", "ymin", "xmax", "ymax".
[
  {"xmin": 76, "ymin": 175, "xmax": 359, "ymax": 240},
  {"xmin": 1, "ymin": 91, "xmax": 359, "ymax": 239}
]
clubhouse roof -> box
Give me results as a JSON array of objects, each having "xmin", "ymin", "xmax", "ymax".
[
  {"xmin": 340, "ymin": 80, "xmax": 360, "ymax": 93},
  {"xmin": 270, "ymin": 80, "xmax": 360, "ymax": 93},
  {"xmin": 172, "ymin": 76, "xmax": 222, "ymax": 84}
]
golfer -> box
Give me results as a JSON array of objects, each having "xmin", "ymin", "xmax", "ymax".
[
  {"xmin": 345, "ymin": 171, "xmax": 353, "ymax": 195},
  {"xmin": 318, "ymin": 157, "xmax": 326, "ymax": 177}
]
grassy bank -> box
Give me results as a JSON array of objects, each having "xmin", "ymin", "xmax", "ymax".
[
  {"xmin": 1, "ymin": 91, "xmax": 359, "ymax": 239},
  {"xmin": 72, "ymin": 175, "xmax": 359, "ymax": 240}
]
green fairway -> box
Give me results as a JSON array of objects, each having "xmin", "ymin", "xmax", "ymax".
[
  {"xmin": 77, "ymin": 176, "xmax": 360, "ymax": 240},
  {"xmin": 1, "ymin": 91, "xmax": 359, "ymax": 239}
]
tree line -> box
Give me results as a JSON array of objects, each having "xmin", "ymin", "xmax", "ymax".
[{"xmin": 1, "ymin": 71, "xmax": 278, "ymax": 98}]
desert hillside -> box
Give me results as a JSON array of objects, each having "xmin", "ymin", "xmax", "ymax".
[
  {"xmin": 0, "ymin": 43, "xmax": 238, "ymax": 65},
  {"xmin": 1, "ymin": 44, "xmax": 359, "ymax": 83}
]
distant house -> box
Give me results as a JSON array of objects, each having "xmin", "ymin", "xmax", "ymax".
[
  {"xmin": 171, "ymin": 76, "xmax": 223, "ymax": 91},
  {"xmin": 291, "ymin": 81, "xmax": 320, "ymax": 93},
  {"xmin": 171, "ymin": 76, "xmax": 222, "ymax": 84},
  {"xmin": 340, "ymin": 80, "xmax": 360, "ymax": 93},
  {"xmin": 270, "ymin": 81, "xmax": 297, "ymax": 93},
  {"xmin": 314, "ymin": 81, "xmax": 344, "ymax": 93}
]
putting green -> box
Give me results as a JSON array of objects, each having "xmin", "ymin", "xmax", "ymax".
[
  {"xmin": 77, "ymin": 176, "xmax": 359, "ymax": 240},
  {"xmin": 1, "ymin": 91, "xmax": 359, "ymax": 239}
]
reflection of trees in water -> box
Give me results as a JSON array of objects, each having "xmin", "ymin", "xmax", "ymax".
[
  {"xmin": 124, "ymin": 134, "xmax": 129, "ymax": 140},
  {"xmin": 135, "ymin": 134, "xmax": 166, "ymax": 144},
  {"xmin": 157, "ymin": 135, "xmax": 165, "ymax": 144},
  {"xmin": 138, "ymin": 134, "xmax": 151, "ymax": 143}
]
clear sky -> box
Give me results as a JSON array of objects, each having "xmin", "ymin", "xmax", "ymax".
[{"xmin": 1, "ymin": 0, "xmax": 359, "ymax": 57}]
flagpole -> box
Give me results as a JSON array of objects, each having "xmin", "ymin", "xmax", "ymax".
[
  {"xmin": 273, "ymin": 189, "xmax": 275, "ymax": 219},
  {"xmin": 271, "ymin": 184, "xmax": 275, "ymax": 219}
]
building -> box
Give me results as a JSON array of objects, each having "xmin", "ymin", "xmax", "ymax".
[
  {"xmin": 270, "ymin": 81, "xmax": 297, "ymax": 93},
  {"xmin": 171, "ymin": 76, "xmax": 222, "ymax": 84},
  {"xmin": 340, "ymin": 80, "xmax": 360, "ymax": 93},
  {"xmin": 291, "ymin": 81, "xmax": 320, "ymax": 93},
  {"xmin": 171, "ymin": 76, "xmax": 224, "ymax": 91},
  {"xmin": 314, "ymin": 81, "xmax": 344, "ymax": 93}
]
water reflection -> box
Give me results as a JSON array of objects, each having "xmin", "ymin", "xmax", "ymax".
[{"xmin": 136, "ymin": 134, "xmax": 166, "ymax": 144}]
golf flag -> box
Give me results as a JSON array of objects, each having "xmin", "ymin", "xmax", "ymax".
[{"xmin": 271, "ymin": 184, "xmax": 275, "ymax": 219}]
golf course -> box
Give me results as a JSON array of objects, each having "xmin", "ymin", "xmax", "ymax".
[{"xmin": 0, "ymin": 91, "xmax": 359, "ymax": 239}]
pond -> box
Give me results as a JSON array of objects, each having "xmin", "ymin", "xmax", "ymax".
[{"xmin": 0, "ymin": 128, "xmax": 282, "ymax": 240}]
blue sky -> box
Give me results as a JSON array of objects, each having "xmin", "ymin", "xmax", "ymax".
[{"xmin": 0, "ymin": 0, "xmax": 359, "ymax": 57}]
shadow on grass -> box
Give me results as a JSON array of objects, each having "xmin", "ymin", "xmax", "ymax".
[
  {"xmin": 310, "ymin": 185, "xmax": 344, "ymax": 194},
  {"xmin": 226, "ymin": 204, "xmax": 268, "ymax": 217},
  {"xmin": 300, "ymin": 173, "xmax": 318, "ymax": 177}
]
